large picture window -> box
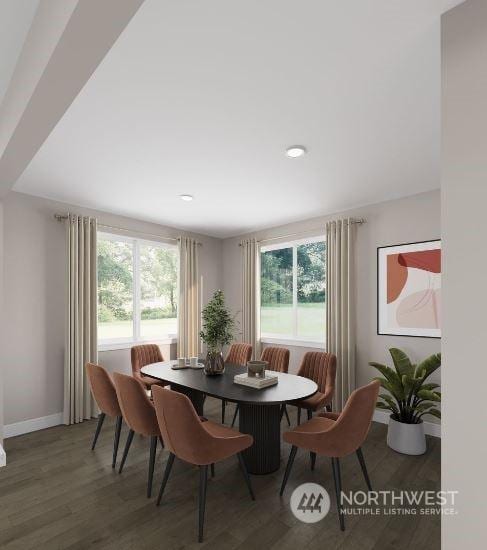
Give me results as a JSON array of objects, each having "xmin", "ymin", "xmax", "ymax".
[
  {"xmin": 260, "ymin": 236, "xmax": 326, "ymax": 344},
  {"xmin": 97, "ymin": 232, "xmax": 178, "ymax": 346}
]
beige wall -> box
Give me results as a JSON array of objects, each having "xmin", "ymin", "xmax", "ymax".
[
  {"xmin": 442, "ymin": 1, "xmax": 487, "ymax": 546},
  {"xmin": 2, "ymin": 191, "xmax": 222, "ymax": 426},
  {"xmin": 222, "ymin": 190, "xmax": 441, "ymax": 400},
  {"xmin": 0, "ymin": 201, "xmax": 4, "ymax": 446}
]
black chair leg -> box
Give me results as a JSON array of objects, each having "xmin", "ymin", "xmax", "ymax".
[
  {"xmin": 91, "ymin": 412, "xmax": 106, "ymax": 450},
  {"xmin": 198, "ymin": 465, "xmax": 208, "ymax": 543},
  {"xmin": 210, "ymin": 463, "xmax": 215, "ymax": 478},
  {"xmin": 356, "ymin": 447, "xmax": 372, "ymax": 491},
  {"xmin": 157, "ymin": 452, "xmax": 175, "ymax": 506},
  {"xmin": 147, "ymin": 435, "xmax": 158, "ymax": 498},
  {"xmin": 284, "ymin": 406, "xmax": 291, "ymax": 427},
  {"xmin": 331, "ymin": 457, "xmax": 345, "ymax": 531},
  {"xmin": 221, "ymin": 400, "xmax": 226, "ymax": 424},
  {"xmin": 118, "ymin": 429, "xmax": 134, "ymax": 474},
  {"xmin": 231, "ymin": 404, "xmax": 239, "ymax": 428},
  {"xmin": 112, "ymin": 415, "xmax": 122, "ymax": 468},
  {"xmin": 307, "ymin": 409, "xmax": 313, "ymax": 420},
  {"xmin": 297, "ymin": 407, "xmax": 301, "ymax": 425},
  {"xmin": 280, "ymin": 445, "xmax": 298, "ymax": 496},
  {"xmin": 237, "ymin": 453, "xmax": 255, "ymax": 501},
  {"xmin": 310, "ymin": 452, "xmax": 316, "ymax": 471}
]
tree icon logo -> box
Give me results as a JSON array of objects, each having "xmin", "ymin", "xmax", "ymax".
[{"xmin": 290, "ymin": 483, "xmax": 331, "ymax": 523}]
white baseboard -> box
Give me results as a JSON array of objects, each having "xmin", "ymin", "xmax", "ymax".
[
  {"xmin": 4, "ymin": 412, "xmax": 63, "ymax": 438},
  {"xmin": 0, "ymin": 444, "xmax": 6, "ymax": 467},
  {"xmin": 373, "ymin": 410, "xmax": 441, "ymax": 438}
]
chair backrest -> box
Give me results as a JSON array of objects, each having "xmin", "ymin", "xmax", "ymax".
[
  {"xmin": 225, "ymin": 343, "xmax": 252, "ymax": 366},
  {"xmin": 131, "ymin": 344, "xmax": 163, "ymax": 378},
  {"xmin": 329, "ymin": 380, "xmax": 381, "ymax": 455},
  {"xmin": 260, "ymin": 346, "xmax": 290, "ymax": 373},
  {"xmin": 297, "ymin": 351, "xmax": 337, "ymax": 396},
  {"xmin": 113, "ymin": 372, "xmax": 159, "ymax": 437},
  {"xmin": 152, "ymin": 386, "xmax": 213, "ymax": 464},
  {"xmin": 86, "ymin": 363, "xmax": 121, "ymax": 418}
]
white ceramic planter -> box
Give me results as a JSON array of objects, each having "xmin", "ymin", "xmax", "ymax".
[{"xmin": 387, "ymin": 415, "xmax": 426, "ymax": 455}]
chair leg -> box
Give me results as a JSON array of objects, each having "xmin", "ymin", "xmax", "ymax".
[
  {"xmin": 198, "ymin": 465, "xmax": 208, "ymax": 543},
  {"xmin": 356, "ymin": 447, "xmax": 373, "ymax": 491},
  {"xmin": 221, "ymin": 400, "xmax": 226, "ymax": 424},
  {"xmin": 237, "ymin": 453, "xmax": 255, "ymax": 501},
  {"xmin": 118, "ymin": 429, "xmax": 134, "ymax": 474},
  {"xmin": 147, "ymin": 435, "xmax": 158, "ymax": 498},
  {"xmin": 112, "ymin": 416, "xmax": 123, "ymax": 468},
  {"xmin": 310, "ymin": 452, "xmax": 316, "ymax": 471},
  {"xmin": 231, "ymin": 404, "xmax": 239, "ymax": 428},
  {"xmin": 210, "ymin": 463, "xmax": 215, "ymax": 478},
  {"xmin": 280, "ymin": 445, "xmax": 298, "ymax": 496},
  {"xmin": 307, "ymin": 409, "xmax": 313, "ymax": 420},
  {"xmin": 284, "ymin": 406, "xmax": 291, "ymax": 427},
  {"xmin": 157, "ymin": 452, "xmax": 175, "ymax": 506},
  {"xmin": 331, "ymin": 457, "xmax": 345, "ymax": 531},
  {"xmin": 297, "ymin": 407, "xmax": 301, "ymax": 425},
  {"xmin": 91, "ymin": 412, "xmax": 106, "ymax": 450}
]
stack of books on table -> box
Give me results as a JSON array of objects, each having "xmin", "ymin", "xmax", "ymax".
[{"xmin": 234, "ymin": 371, "xmax": 278, "ymax": 389}]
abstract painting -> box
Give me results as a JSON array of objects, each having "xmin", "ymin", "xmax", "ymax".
[{"xmin": 377, "ymin": 240, "xmax": 441, "ymax": 338}]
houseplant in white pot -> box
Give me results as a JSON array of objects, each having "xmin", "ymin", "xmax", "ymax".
[{"xmin": 370, "ymin": 348, "xmax": 441, "ymax": 455}]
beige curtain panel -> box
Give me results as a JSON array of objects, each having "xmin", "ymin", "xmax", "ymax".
[
  {"xmin": 178, "ymin": 237, "xmax": 200, "ymax": 357},
  {"xmin": 64, "ymin": 214, "xmax": 98, "ymax": 425},
  {"xmin": 326, "ymin": 218, "xmax": 356, "ymax": 411},
  {"xmin": 241, "ymin": 238, "xmax": 260, "ymax": 359}
]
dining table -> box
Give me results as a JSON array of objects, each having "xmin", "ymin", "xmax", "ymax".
[{"xmin": 141, "ymin": 361, "xmax": 318, "ymax": 475}]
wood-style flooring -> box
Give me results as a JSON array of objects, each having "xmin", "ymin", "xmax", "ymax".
[{"xmin": 0, "ymin": 398, "xmax": 441, "ymax": 550}]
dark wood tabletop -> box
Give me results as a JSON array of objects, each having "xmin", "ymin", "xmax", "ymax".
[{"xmin": 141, "ymin": 361, "xmax": 317, "ymax": 405}]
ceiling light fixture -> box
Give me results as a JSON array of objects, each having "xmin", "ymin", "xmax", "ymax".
[
  {"xmin": 286, "ymin": 145, "xmax": 307, "ymax": 158},
  {"xmin": 180, "ymin": 194, "xmax": 193, "ymax": 201}
]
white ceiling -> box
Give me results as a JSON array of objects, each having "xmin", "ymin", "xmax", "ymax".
[
  {"xmin": 0, "ymin": 0, "xmax": 39, "ymax": 107},
  {"xmin": 13, "ymin": 0, "xmax": 461, "ymax": 238}
]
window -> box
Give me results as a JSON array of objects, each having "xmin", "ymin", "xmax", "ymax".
[
  {"xmin": 260, "ymin": 236, "xmax": 326, "ymax": 344},
  {"xmin": 97, "ymin": 232, "xmax": 178, "ymax": 347}
]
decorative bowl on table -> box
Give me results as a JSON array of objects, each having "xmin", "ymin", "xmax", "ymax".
[{"xmin": 247, "ymin": 360, "xmax": 268, "ymax": 378}]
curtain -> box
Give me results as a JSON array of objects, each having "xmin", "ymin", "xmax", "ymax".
[
  {"xmin": 326, "ymin": 218, "xmax": 355, "ymax": 411},
  {"xmin": 64, "ymin": 214, "xmax": 98, "ymax": 425},
  {"xmin": 241, "ymin": 238, "xmax": 260, "ymax": 359},
  {"xmin": 178, "ymin": 237, "xmax": 200, "ymax": 357}
]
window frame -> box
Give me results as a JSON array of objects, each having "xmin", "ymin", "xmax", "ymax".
[
  {"xmin": 97, "ymin": 231, "xmax": 179, "ymax": 351},
  {"xmin": 260, "ymin": 234, "xmax": 326, "ymax": 348}
]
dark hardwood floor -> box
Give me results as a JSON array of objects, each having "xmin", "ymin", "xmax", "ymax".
[{"xmin": 0, "ymin": 398, "xmax": 440, "ymax": 550}]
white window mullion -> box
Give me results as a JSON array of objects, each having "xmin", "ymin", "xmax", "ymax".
[
  {"xmin": 292, "ymin": 244, "xmax": 298, "ymax": 339},
  {"xmin": 134, "ymin": 239, "xmax": 141, "ymax": 341}
]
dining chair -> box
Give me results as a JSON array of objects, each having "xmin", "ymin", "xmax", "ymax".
[
  {"xmin": 131, "ymin": 344, "xmax": 168, "ymax": 390},
  {"xmin": 152, "ymin": 385, "xmax": 255, "ymax": 542},
  {"xmin": 113, "ymin": 372, "xmax": 162, "ymax": 498},
  {"xmin": 289, "ymin": 351, "xmax": 336, "ymax": 424},
  {"xmin": 231, "ymin": 346, "xmax": 290, "ymax": 428},
  {"xmin": 86, "ymin": 363, "xmax": 123, "ymax": 469},
  {"xmin": 280, "ymin": 380, "xmax": 380, "ymax": 530},
  {"xmin": 222, "ymin": 342, "xmax": 252, "ymax": 423}
]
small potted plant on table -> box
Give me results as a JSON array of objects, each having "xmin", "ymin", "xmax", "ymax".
[
  {"xmin": 200, "ymin": 290, "xmax": 236, "ymax": 376},
  {"xmin": 370, "ymin": 348, "xmax": 441, "ymax": 455}
]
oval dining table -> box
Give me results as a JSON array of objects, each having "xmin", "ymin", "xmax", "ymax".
[{"xmin": 141, "ymin": 361, "xmax": 318, "ymax": 475}]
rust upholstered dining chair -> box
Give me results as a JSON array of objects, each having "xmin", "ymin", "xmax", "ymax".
[
  {"xmin": 152, "ymin": 386, "xmax": 255, "ymax": 543},
  {"xmin": 231, "ymin": 346, "xmax": 290, "ymax": 428},
  {"xmin": 221, "ymin": 342, "xmax": 253, "ymax": 423},
  {"xmin": 131, "ymin": 344, "xmax": 167, "ymax": 390},
  {"xmin": 86, "ymin": 363, "xmax": 123, "ymax": 469},
  {"xmin": 290, "ymin": 351, "xmax": 337, "ymax": 424},
  {"xmin": 113, "ymin": 372, "xmax": 162, "ymax": 498},
  {"xmin": 280, "ymin": 380, "xmax": 380, "ymax": 530}
]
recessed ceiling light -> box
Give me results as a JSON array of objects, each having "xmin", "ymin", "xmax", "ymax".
[
  {"xmin": 286, "ymin": 145, "xmax": 307, "ymax": 158},
  {"xmin": 180, "ymin": 194, "xmax": 193, "ymax": 201}
]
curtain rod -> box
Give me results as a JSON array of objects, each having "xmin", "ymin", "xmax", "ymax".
[
  {"xmin": 54, "ymin": 214, "xmax": 202, "ymax": 246},
  {"xmin": 238, "ymin": 218, "xmax": 366, "ymax": 246}
]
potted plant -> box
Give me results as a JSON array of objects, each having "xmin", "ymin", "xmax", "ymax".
[
  {"xmin": 200, "ymin": 290, "xmax": 236, "ymax": 376},
  {"xmin": 370, "ymin": 348, "xmax": 441, "ymax": 455}
]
